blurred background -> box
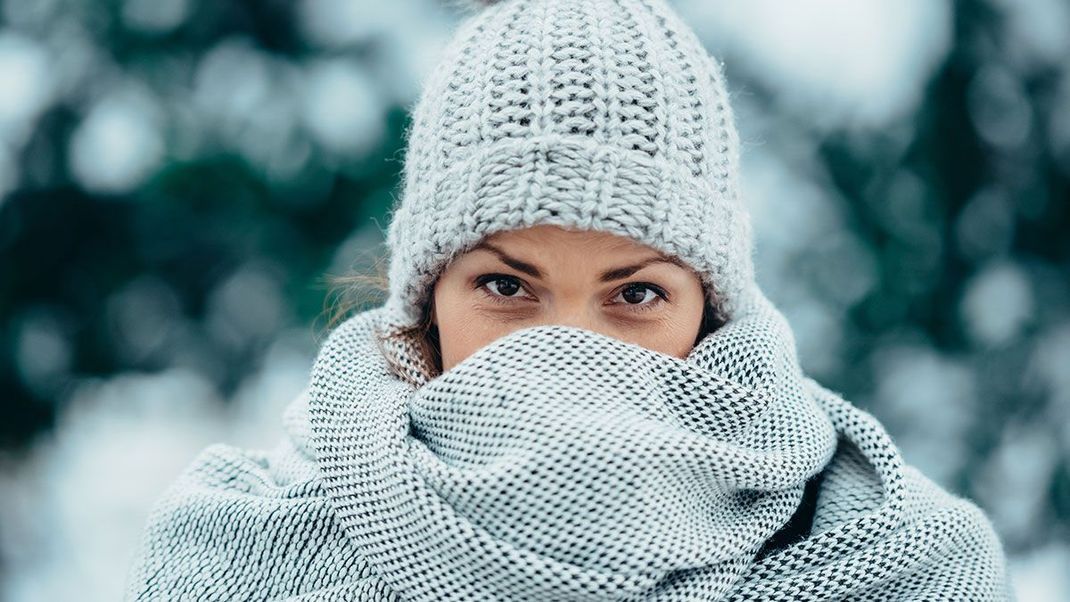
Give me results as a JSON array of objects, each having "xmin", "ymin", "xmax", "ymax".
[{"xmin": 0, "ymin": 0, "xmax": 1067, "ymax": 599}]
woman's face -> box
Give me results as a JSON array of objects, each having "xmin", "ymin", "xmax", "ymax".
[{"xmin": 431, "ymin": 224, "xmax": 707, "ymax": 372}]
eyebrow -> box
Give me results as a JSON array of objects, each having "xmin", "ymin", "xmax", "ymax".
[{"xmin": 470, "ymin": 240, "xmax": 689, "ymax": 282}]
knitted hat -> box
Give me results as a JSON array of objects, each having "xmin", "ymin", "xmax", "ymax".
[{"xmin": 382, "ymin": 0, "xmax": 757, "ymax": 335}]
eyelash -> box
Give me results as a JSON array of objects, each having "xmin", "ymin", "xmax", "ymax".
[{"xmin": 473, "ymin": 274, "xmax": 668, "ymax": 313}]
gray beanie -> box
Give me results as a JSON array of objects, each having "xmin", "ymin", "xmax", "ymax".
[{"xmin": 382, "ymin": 0, "xmax": 757, "ymax": 334}]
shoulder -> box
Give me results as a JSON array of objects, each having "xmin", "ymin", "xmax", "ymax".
[
  {"xmin": 743, "ymin": 381, "xmax": 1015, "ymax": 600},
  {"xmin": 816, "ymin": 404, "xmax": 1015, "ymax": 599},
  {"xmin": 899, "ymin": 464, "xmax": 1011, "ymax": 574},
  {"xmin": 124, "ymin": 395, "xmax": 389, "ymax": 600}
]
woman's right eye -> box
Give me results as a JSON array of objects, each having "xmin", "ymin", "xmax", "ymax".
[{"xmin": 476, "ymin": 274, "xmax": 528, "ymax": 302}]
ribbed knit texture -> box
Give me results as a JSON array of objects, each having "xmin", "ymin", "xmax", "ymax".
[
  {"xmin": 125, "ymin": 288, "xmax": 1013, "ymax": 600},
  {"xmin": 382, "ymin": 0, "xmax": 755, "ymax": 330}
]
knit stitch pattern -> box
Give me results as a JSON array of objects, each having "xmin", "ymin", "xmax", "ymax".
[
  {"xmin": 125, "ymin": 288, "xmax": 1013, "ymax": 600},
  {"xmin": 383, "ymin": 0, "xmax": 756, "ymax": 329}
]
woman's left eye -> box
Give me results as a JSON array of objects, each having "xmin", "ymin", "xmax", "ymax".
[{"xmin": 613, "ymin": 283, "xmax": 666, "ymax": 311}]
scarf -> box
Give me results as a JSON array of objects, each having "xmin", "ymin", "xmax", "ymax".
[{"xmin": 125, "ymin": 288, "xmax": 1014, "ymax": 601}]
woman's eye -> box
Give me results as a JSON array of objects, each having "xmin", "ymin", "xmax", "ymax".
[
  {"xmin": 478, "ymin": 275, "xmax": 528, "ymax": 301},
  {"xmin": 614, "ymin": 283, "xmax": 666, "ymax": 311}
]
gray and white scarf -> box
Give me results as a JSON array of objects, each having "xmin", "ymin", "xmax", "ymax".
[{"xmin": 125, "ymin": 288, "xmax": 1013, "ymax": 600}]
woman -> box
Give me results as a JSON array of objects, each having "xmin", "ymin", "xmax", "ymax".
[{"xmin": 125, "ymin": 0, "xmax": 1014, "ymax": 599}]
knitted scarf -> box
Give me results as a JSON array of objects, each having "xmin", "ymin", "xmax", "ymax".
[{"xmin": 125, "ymin": 288, "xmax": 1013, "ymax": 601}]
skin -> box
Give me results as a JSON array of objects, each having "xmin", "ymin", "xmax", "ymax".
[{"xmin": 430, "ymin": 224, "xmax": 707, "ymax": 372}]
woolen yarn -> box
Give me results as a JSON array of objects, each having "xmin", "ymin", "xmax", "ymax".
[{"xmin": 382, "ymin": 0, "xmax": 756, "ymax": 331}]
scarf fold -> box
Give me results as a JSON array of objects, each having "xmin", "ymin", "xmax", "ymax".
[
  {"xmin": 309, "ymin": 289, "xmax": 837, "ymax": 600},
  {"xmin": 124, "ymin": 288, "xmax": 1014, "ymax": 601}
]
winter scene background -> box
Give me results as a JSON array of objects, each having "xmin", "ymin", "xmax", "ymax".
[{"xmin": 0, "ymin": 0, "xmax": 1067, "ymax": 599}]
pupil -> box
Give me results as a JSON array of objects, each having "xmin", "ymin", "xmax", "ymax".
[
  {"xmin": 496, "ymin": 278, "xmax": 519, "ymax": 296},
  {"xmin": 623, "ymin": 285, "xmax": 646, "ymax": 304}
]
